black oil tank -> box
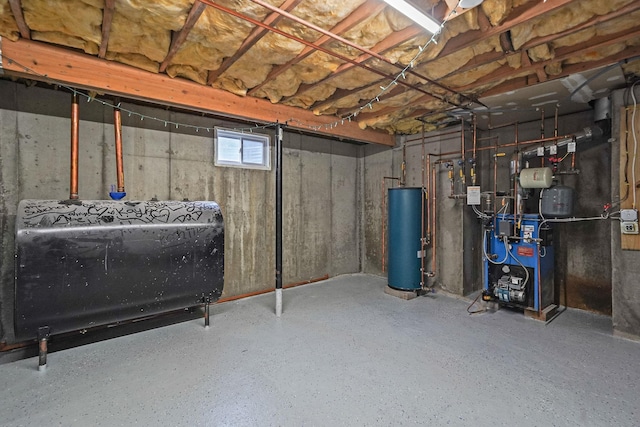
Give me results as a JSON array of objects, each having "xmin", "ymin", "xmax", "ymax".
[{"xmin": 14, "ymin": 199, "xmax": 224, "ymax": 341}]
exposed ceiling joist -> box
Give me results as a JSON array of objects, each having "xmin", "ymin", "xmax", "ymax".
[
  {"xmin": 0, "ymin": 39, "xmax": 394, "ymax": 146},
  {"xmin": 246, "ymin": 0, "xmax": 387, "ymax": 97},
  {"xmin": 8, "ymin": 0, "xmax": 29, "ymax": 39},
  {"xmin": 159, "ymin": 1, "xmax": 207, "ymax": 73},
  {"xmin": 98, "ymin": 0, "xmax": 115, "ymax": 58},
  {"xmin": 206, "ymin": 0, "xmax": 305, "ymax": 85},
  {"xmin": 455, "ymin": 26, "xmax": 640, "ymax": 93},
  {"xmin": 282, "ymin": 25, "xmax": 423, "ymax": 103},
  {"xmin": 199, "ymin": 0, "xmax": 434, "ymax": 98}
]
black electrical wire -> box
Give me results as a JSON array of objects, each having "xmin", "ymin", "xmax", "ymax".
[{"xmin": 466, "ymin": 291, "xmax": 486, "ymax": 315}]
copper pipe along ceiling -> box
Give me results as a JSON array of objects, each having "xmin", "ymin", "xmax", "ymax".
[
  {"xmin": 70, "ymin": 93, "xmax": 80, "ymax": 200},
  {"xmin": 113, "ymin": 107, "xmax": 125, "ymax": 193}
]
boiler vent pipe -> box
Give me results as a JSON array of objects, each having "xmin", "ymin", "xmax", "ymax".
[
  {"xmin": 70, "ymin": 93, "xmax": 79, "ymax": 200},
  {"xmin": 275, "ymin": 123, "xmax": 283, "ymax": 317}
]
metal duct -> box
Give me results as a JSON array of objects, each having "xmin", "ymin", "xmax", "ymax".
[{"xmin": 521, "ymin": 125, "xmax": 604, "ymax": 159}]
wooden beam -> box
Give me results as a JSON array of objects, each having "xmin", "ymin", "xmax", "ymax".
[
  {"xmin": 247, "ymin": 0, "xmax": 386, "ymax": 96},
  {"xmin": 442, "ymin": 1, "xmax": 640, "ymax": 80},
  {"xmin": 98, "ymin": 0, "xmax": 115, "ymax": 58},
  {"xmin": 521, "ymin": 49, "xmax": 547, "ymax": 83},
  {"xmin": 454, "ymin": 26, "xmax": 640, "ymax": 93},
  {"xmin": 207, "ymin": 0, "xmax": 304, "ymax": 84},
  {"xmin": 8, "ymin": 0, "xmax": 30, "ymax": 39},
  {"xmin": 286, "ymin": 0, "xmax": 571, "ymax": 108},
  {"xmin": 476, "ymin": 45, "xmax": 640, "ymax": 99},
  {"xmin": 418, "ymin": 0, "xmax": 574, "ymax": 69},
  {"xmin": 282, "ymin": 25, "xmax": 423, "ymax": 102},
  {"xmin": 0, "ymin": 39, "xmax": 394, "ymax": 146},
  {"xmin": 159, "ymin": 1, "xmax": 207, "ymax": 73}
]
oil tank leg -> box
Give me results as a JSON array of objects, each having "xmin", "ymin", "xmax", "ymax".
[
  {"xmin": 204, "ymin": 298, "xmax": 211, "ymax": 329},
  {"xmin": 37, "ymin": 326, "xmax": 50, "ymax": 371}
]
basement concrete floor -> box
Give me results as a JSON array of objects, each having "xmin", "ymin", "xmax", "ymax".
[{"xmin": 0, "ymin": 274, "xmax": 638, "ymax": 426}]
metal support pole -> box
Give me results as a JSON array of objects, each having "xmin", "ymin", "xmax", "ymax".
[
  {"xmin": 275, "ymin": 123, "xmax": 283, "ymax": 317},
  {"xmin": 204, "ymin": 296, "xmax": 211, "ymax": 328},
  {"xmin": 37, "ymin": 326, "xmax": 50, "ymax": 371}
]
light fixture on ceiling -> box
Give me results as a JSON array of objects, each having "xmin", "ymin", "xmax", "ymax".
[
  {"xmin": 458, "ymin": 0, "xmax": 484, "ymax": 8},
  {"xmin": 382, "ymin": 0, "xmax": 441, "ymax": 34}
]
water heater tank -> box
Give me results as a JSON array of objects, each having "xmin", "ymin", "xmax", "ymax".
[
  {"xmin": 541, "ymin": 186, "xmax": 574, "ymax": 218},
  {"xmin": 387, "ymin": 187, "xmax": 423, "ymax": 291}
]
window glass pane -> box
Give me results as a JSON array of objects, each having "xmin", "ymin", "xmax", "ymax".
[
  {"xmin": 242, "ymin": 139, "xmax": 264, "ymax": 164},
  {"xmin": 217, "ymin": 135, "xmax": 241, "ymax": 163},
  {"xmin": 215, "ymin": 127, "xmax": 270, "ymax": 170}
]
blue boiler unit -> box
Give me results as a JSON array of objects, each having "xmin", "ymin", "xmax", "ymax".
[{"xmin": 482, "ymin": 214, "xmax": 554, "ymax": 315}]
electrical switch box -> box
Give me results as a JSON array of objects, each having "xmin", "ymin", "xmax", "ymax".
[{"xmin": 620, "ymin": 209, "xmax": 639, "ymax": 235}]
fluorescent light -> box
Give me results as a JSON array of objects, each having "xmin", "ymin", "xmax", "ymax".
[{"xmin": 383, "ymin": 0, "xmax": 441, "ymax": 34}]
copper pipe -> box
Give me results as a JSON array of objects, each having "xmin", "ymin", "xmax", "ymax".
[
  {"xmin": 405, "ymin": 129, "xmax": 465, "ymax": 143},
  {"xmin": 402, "ymin": 137, "xmax": 407, "ymax": 186},
  {"xmin": 472, "ymin": 114, "xmax": 477, "ymax": 159},
  {"xmin": 431, "ymin": 134, "xmax": 576, "ymax": 159},
  {"xmin": 113, "ymin": 107, "xmax": 125, "ymax": 193},
  {"xmin": 430, "ymin": 166, "xmax": 437, "ymax": 276},
  {"xmin": 493, "ymin": 137, "xmax": 499, "ymax": 223},
  {"xmin": 426, "ymin": 154, "xmax": 431, "ymax": 238},
  {"xmin": 487, "ymin": 120, "xmax": 520, "ymax": 130},
  {"xmin": 540, "ymin": 108, "xmax": 546, "ymax": 167},
  {"xmin": 476, "ymin": 135, "xmax": 499, "ymax": 142},
  {"xmin": 472, "ymin": 114, "xmax": 477, "ymax": 185},
  {"xmin": 70, "ymin": 93, "xmax": 79, "ymax": 200},
  {"xmin": 571, "ymin": 151, "xmax": 576, "ymax": 170}
]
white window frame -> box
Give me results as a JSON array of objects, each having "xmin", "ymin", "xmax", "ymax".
[{"xmin": 214, "ymin": 128, "xmax": 271, "ymax": 170}]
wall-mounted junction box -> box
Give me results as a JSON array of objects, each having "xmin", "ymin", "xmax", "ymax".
[{"xmin": 620, "ymin": 209, "xmax": 639, "ymax": 235}]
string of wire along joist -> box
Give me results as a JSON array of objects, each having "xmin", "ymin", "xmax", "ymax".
[{"xmin": 0, "ymin": 2, "xmax": 461, "ymax": 134}]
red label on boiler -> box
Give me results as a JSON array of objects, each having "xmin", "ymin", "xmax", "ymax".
[{"xmin": 517, "ymin": 246, "xmax": 534, "ymax": 257}]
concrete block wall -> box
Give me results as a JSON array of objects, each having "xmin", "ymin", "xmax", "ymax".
[{"xmin": 0, "ymin": 80, "xmax": 360, "ymax": 343}]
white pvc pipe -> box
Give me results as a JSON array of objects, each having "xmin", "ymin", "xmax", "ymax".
[{"xmin": 275, "ymin": 288, "xmax": 283, "ymax": 317}]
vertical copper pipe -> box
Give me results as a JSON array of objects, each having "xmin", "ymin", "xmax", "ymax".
[
  {"xmin": 113, "ymin": 107, "xmax": 125, "ymax": 192},
  {"xmin": 431, "ymin": 166, "xmax": 437, "ymax": 276},
  {"xmin": 515, "ymin": 122, "xmax": 519, "ymax": 216},
  {"xmin": 426, "ymin": 154, "xmax": 431, "ymax": 237},
  {"xmin": 540, "ymin": 108, "xmax": 545, "ymax": 167},
  {"xmin": 493, "ymin": 141, "xmax": 498, "ymax": 229},
  {"xmin": 70, "ymin": 93, "xmax": 79, "ymax": 200},
  {"xmin": 401, "ymin": 138, "xmax": 407, "ymax": 186},
  {"xmin": 471, "ymin": 114, "xmax": 477, "ymax": 185}
]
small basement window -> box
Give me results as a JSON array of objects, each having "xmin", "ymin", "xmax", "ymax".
[{"xmin": 215, "ymin": 128, "xmax": 271, "ymax": 170}]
